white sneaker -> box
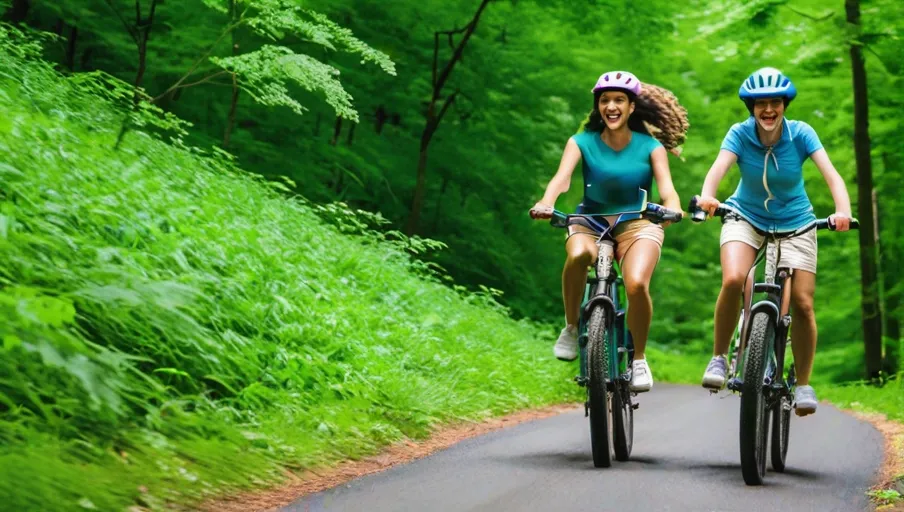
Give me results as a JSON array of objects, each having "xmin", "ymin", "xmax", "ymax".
[
  {"xmin": 702, "ymin": 355, "xmax": 729, "ymax": 390},
  {"xmin": 630, "ymin": 359, "xmax": 653, "ymax": 392},
  {"xmin": 553, "ymin": 325, "xmax": 578, "ymax": 361}
]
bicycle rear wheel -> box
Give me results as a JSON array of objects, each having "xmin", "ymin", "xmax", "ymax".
[
  {"xmin": 587, "ymin": 305, "xmax": 612, "ymax": 468},
  {"xmin": 739, "ymin": 311, "xmax": 774, "ymax": 485},
  {"xmin": 771, "ymin": 362, "xmax": 794, "ymax": 472},
  {"xmin": 770, "ymin": 394, "xmax": 791, "ymax": 472}
]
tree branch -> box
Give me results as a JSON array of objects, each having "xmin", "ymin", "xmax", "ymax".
[
  {"xmin": 170, "ymin": 70, "xmax": 231, "ymax": 91},
  {"xmin": 865, "ymin": 45, "xmax": 895, "ymax": 75},
  {"xmin": 153, "ymin": 22, "xmax": 241, "ymax": 103},
  {"xmin": 104, "ymin": 0, "xmax": 138, "ymax": 43},
  {"xmin": 435, "ymin": 89, "xmax": 460, "ymax": 125},
  {"xmin": 145, "ymin": 0, "xmax": 159, "ymax": 35},
  {"xmin": 783, "ymin": 5, "xmax": 834, "ymax": 21},
  {"xmin": 433, "ymin": 0, "xmax": 491, "ymax": 102},
  {"xmin": 433, "ymin": 25, "xmax": 471, "ymax": 87},
  {"xmin": 432, "ymin": 31, "xmax": 438, "ymax": 88}
]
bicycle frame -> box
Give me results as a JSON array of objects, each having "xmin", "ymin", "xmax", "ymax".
[
  {"xmin": 727, "ymin": 233, "xmax": 796, "ymax": 400},
  {"xmin": 576, "ymin": 240, "xmax": 633, "ymax": 389}
]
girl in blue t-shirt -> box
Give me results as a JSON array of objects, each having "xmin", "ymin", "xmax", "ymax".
[
  {"xmin": 528, "ymin": 71, "xmax": 689, "ymax": 393},
  {"xmin": 696, "ymin": 67, "xmax": 853, "ymax": 415}
]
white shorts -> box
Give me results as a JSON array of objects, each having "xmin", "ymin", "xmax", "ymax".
[{"xmin": 720, "ymin": 216, "xmax": 818, "ymax": 274}]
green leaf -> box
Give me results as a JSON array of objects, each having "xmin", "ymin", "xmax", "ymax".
[
  {"xmin": 153, "ymin": 368, "xmax": 192, "ymax": 378},
  {"xmin": 2, "ymin": 335, "xmax": 22, "ymax": 351}
]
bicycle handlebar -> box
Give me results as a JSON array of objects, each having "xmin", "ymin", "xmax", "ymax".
[
  {"xmin": 549, "ymin": 203, "xmax": 683, "ymax": 229},
  {"xmin": 687, "ymin": 195, "xmax": 860, "ymax": 235}
]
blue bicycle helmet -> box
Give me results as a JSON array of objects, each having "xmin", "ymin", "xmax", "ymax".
[{"xmin": 738, "ymin": 67, "xmax": 797, "ymax": 112}]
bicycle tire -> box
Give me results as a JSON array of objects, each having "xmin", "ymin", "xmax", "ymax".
[
  {"xmin": 587, "ymin": 305, "xmax": 612, "ymax": 468},
  {"xmin": 611, "ymin": 379, "xmax": 633, "ymax": 461},
  {"xmin": 770, "ymin": 394, "xmax": 791, "ymax": 472},
  {"xmin": 739, "ymin": 311, "xmax": 774, "ymax": 485}
]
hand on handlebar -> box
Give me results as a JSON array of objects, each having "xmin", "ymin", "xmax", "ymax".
[
  {"xmin": 529, "ymin": 201, "xmax": 554, "ymax": 220},
  {"xmin": 695, "ymin": 195, "xmax": 720, "ymax": 217},
  {"xmin": 828, "ymin": 213, "xmax": 852, "ymax": 232}
]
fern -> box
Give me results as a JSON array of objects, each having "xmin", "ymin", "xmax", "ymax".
[
  {"xmin": 304, "ymin": 10, "xmax": 396, "ymax": 75},
  {"xmin": 212, "ymin": 45, "xmax": 356, "ymax": 120},
  {"xmin": 195, "ymin": 0, "xmax": 394, "ymax": 120}
]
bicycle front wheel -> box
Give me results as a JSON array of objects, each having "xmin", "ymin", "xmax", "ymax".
[
  {"xmin": 587, "ymin": 305, "xmax": 612, "ymax": 468},
  {"xmin": 739, "ymin": 311, "xmax": 774, "ymax": 485}
]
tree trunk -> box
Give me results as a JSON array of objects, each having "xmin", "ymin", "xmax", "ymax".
[
  {"xmin": 65, "ymin": 26, "xmax": 78, "ymax": 71},
  {"xmin": 133, "ymin": 0, "xmax": 159, "ymax": 94},
  {"xmin": 346, "ymin": 122, "xmax": 357, "ymax": 145},
  {"xmin": 330, "ymin": 116, "xmax": 343, "ymax": 146},
  {"xmin": 846, "ymin": 0, "xmax": 884, "ymax": 380},
  {"xmin": 224, "ymin": 74, "xmax": 240, "ymax": 148},
  {"xmin": 3, "ymin": 0, "xmax": 29, "ymax": 23},
  {"xmin": 375, "ymin": 106, "xmax": 387, "ymax": 134},
  {"xmin": 405, "ymin": 0, "xmax": 491, "ymax": 235}
]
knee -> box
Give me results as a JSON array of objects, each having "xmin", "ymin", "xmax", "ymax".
[
  {"xmin": 722, "ymin": 269, "xmax": 748, "ymax": 294},
  {"xmin": 791, "ymin": 291, "xmax": 815, "ymax": 318},
  {"xmin": 624, "ymin": 274, "xmax": 649, "ymax": 299},
  {"xmin": 565, "ymin": 246, "xmax": 594, "ymax": 268}
]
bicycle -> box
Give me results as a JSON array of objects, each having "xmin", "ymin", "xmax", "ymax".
[
  {"xmin": 688, "ymin": 196, "xmax": 859, "ymax": 485},
  {"xmin": 549, "ymin": 189, "xmax": 682, "ymax": 468}
]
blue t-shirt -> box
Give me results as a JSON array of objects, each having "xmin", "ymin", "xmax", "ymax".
[
  {"xmin": 570, "ymin": 130, "xmax": 662, "ymax": 218},
  {"xmin": 721, "ymin": 117, "xmax": 824, "ymax": 232}
]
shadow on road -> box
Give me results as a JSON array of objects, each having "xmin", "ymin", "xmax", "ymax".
[{"xmin": 493, "ymin": 451, "xmax": 830, "ymax": 484}]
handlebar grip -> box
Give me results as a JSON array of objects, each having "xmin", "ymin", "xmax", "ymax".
[{"xmin": 817, "ymin": 217, "xmax": 861, "ymax": 231}]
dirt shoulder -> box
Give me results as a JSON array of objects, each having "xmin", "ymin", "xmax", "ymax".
[{"xmin": 845, "ymin": 411, "xmax": 904, "ymax": 510}]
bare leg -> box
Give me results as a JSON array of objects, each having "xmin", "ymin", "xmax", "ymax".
[
  {"xmin": 619, "ymin": 239, "xmax": 661, "ymax": 360},
  {"xmin": 789, "ymin": 270, "xmax": 817, "ymax": 387},
  {"xmin": 713, "ymin": 242, "xmax": 758, "ymax": 355},
  {"xmin": 563, "ymin": 233, "xmax": 598, "ymax": 326}
]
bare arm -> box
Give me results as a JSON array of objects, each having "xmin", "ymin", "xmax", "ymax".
[
  {"xmin": 701, "ymin": 150, "xmax": 738, "ymax": 198},
  {"xmin": 530, "ymin": 138, "xmax": 581, "ymax": 218},
  {"xmin": 697, "ymin": 150, "xmax": 738, "ymax": 214},
  {"xmin": 650, "ymin": 146, "xmax": 681, "ymax": 213},
  {"xmin": 810, "ymin": 148, "xmax": 853, "ymax": 230},
  {"xmin": 810, "ymin": 149, "xmax": 852, "ymax": 215}
]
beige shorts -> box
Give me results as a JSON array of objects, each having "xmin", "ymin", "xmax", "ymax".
[
  {"xmin": 567, "ymin": 218, "xmax": 664, "ymax": 264},
  {"xmin": 720, "ymin": 216, "xmax": 818, "ymax": 274}
]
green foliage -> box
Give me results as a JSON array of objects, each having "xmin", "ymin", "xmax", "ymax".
[
  {"xmin": 213, "ymin": 45, "xmax": 354, "ymax": 117},
  {"xmin": 1, "ymin": 0, "xmax": 903, "ymax": 505},
  {"xmin": 195, "ymin": 0, "xmax": 396, "ymax": 121},
  {"xmin": 821, "ymin": 373, "xmax": 904, "ymax": 422},
  {"xmin": 0, "ymin": 37, "xmax": 577, "ymax": 510}
]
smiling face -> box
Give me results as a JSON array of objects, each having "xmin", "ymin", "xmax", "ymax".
[
  {"xmin": 598, "ymin": 90, "xmax": 635, "ymax": 131},
  {"xmin": 753, "ymin": 97, "xmax": 785, "ymax": 133}
]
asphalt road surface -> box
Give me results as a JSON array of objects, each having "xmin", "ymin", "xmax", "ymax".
[{"xmin": 283, "ymin": 384, "xmax": 884, "ymax": 512}]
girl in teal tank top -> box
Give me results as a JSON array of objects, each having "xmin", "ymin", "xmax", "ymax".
[{"xmin": 529, "ymin": 71, "xmax": 689, "ymax": 393}]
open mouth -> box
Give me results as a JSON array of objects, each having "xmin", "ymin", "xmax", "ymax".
[
  {"xmin": 605, "ymin": 113, "xmax": 622, "ymax": 123},
  {"xmin": 759, "ymin": 113, "xmax": 778, "ymax": 126}
]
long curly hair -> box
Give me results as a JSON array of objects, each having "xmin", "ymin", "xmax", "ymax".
[{"xmin": 583, "ymin": 83, "xmax": 690, "ymax": 152}]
